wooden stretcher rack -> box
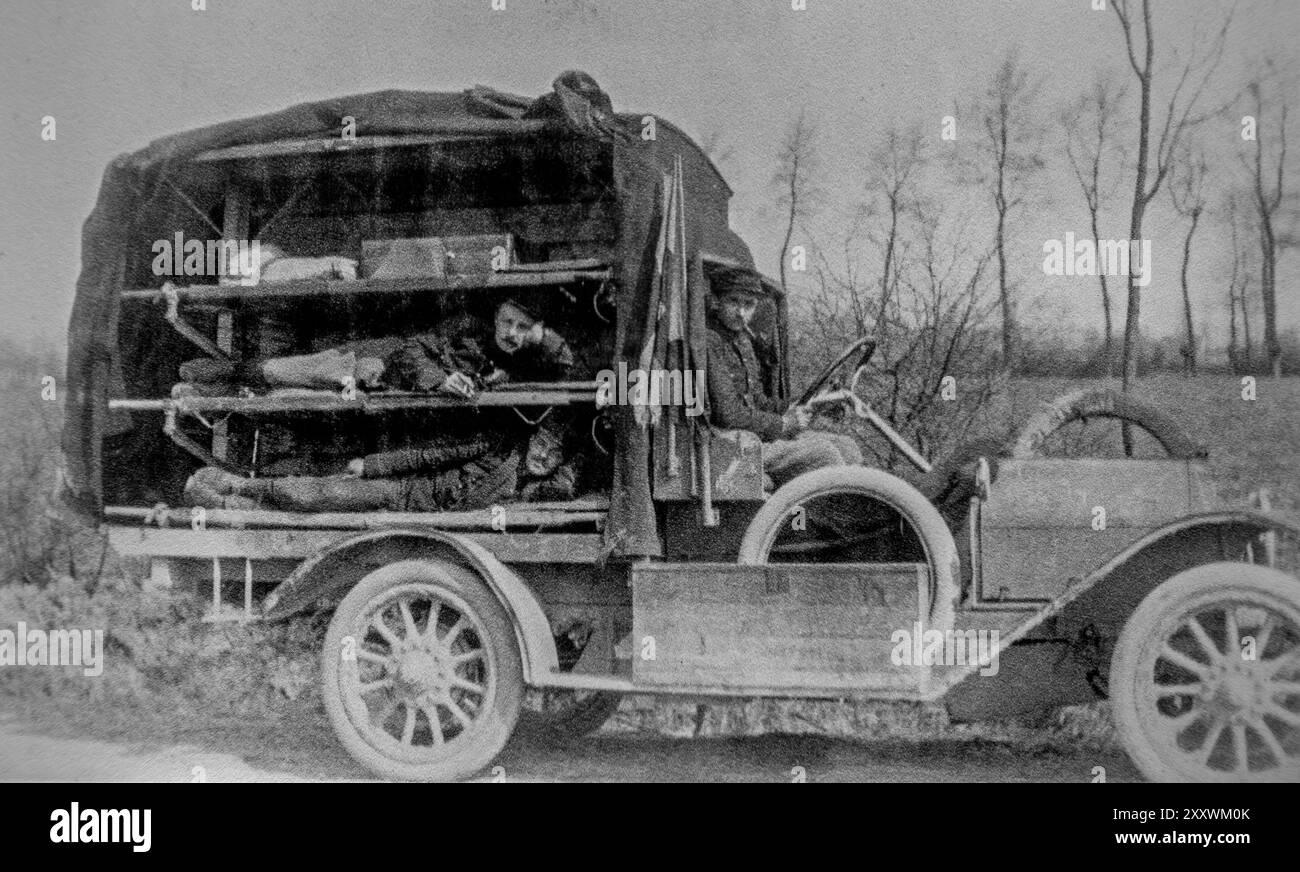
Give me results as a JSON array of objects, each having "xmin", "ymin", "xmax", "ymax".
[
  {"xmin": 105, "ymin": 501, "xmax": 608, "ymax": 531},
  {"xmin": 110, "ymin": 385, "xmax": 604, "ymax": 471},
  {"xmin": 119, "ymin": 268, "xmax": 611, "ymax": 303},
  {"xmin": 110, "ymin": 386, "xmax": 602, "ymax": 414},
  {"xmin": 113, "ymin": 172, "xmax": 614, "ymax": 477}
]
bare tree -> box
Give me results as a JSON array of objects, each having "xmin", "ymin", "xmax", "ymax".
[
  {"xmin": 1224, "ymin": 194, "xmax": 1249, "ymax": 371},
  {"xmin": 773, "ymin": 111, "xmax": 821, "ymax": 295},
  {"xmin": 796, "ymin": 128, "xmax": 1004, "ymax": 468},
  {"xmin": 1110, "ymin": 0, "xmax": 1232, "ymax": 389},
  {"xmin": 800, "ymin": 124, "xmax": 927, "ymax": 354},
  {"xmin": 1168, "ymin": 139, "xmax": 1209, "ymax": 375},
  {"xmin": 969, "ymin": 49, "xmax": 1045, "ymax": 371},
  {"xmin": 870, "ymin": 206, "xmax": 1002, "ymax": 463},
  {"xmin": 1064, "ymin": 75, "xmax": 1127, "ymax": 374},
  {"xmin": 1244, "ymin": 61, "xmax": 1291, "ymax": 378},
  {"xmin": 1228, "ymin": 192, "xmax": 1264, "ymax": 370},
  {"xmin": 864, "ymin": 125, "xmax": 927, "ymax": 328}
]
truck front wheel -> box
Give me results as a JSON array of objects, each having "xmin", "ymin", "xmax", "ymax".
[{"xmin": 1111, "ymin": 562, "xmax": 1300, "ymax": 782}]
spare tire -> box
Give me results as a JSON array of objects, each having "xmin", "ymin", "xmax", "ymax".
[{"xmin": 1010, "ymin": 389, "xmax": 1205, "ymax": 459}]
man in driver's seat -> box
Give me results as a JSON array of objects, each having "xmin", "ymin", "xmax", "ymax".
[{"xmin": 705, "ymin": 271, "xmax": 862, "ymax": 488}]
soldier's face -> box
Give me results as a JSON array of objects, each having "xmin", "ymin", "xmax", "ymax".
[
  {"xmin": 525, "ymin": 429, "xmax": 563, "ymax": 476},
  {"xmin": 494, "ymin": 302, "xmax": 540, "ymax": 354},
  {"xmin": 715, "ymin": 291, "xmax": 759, "ymax": 333}
]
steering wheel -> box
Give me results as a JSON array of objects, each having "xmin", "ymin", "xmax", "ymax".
[
  {"xmin": 804, "ymin": 386, "xmax": 863, "ymax": 419},
  {"xmin": 797, "ymin": 348, "xmax": 934, "ymax": 475},
  {"xmin": 795, "ymin": 337, "xmax": 877, "ymax": 407}
]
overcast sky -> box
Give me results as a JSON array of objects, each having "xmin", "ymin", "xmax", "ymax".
[{"xmin": 2, "ymin": 0, "xmax": 1296, "ymax": 350}]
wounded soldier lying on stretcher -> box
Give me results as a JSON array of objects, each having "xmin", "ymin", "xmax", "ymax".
[
  {"xmin": 178, "ymin": 298, "xmax": 574, "ymax": 398},
  {"xmin": 183, "ymin": 426, "xmax": 576, "ymax": 513}
]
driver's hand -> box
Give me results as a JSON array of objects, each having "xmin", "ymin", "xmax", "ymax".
[
  {"xmin": 439, "ymin": 372, "xmax": 477, "ymax": 399},
  {"xmin": 782, "ymin": 405, "xmax": 811, "ymax": 435}
]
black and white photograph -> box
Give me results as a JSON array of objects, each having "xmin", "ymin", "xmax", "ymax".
[{"xmin": 1, "ymin": 0, "xmax": 1298, "ymax": 811}]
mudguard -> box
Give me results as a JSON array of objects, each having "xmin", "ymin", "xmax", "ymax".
[
  {"xmin": 738, "ymin": 465, "xmax": 960, "ymax": 634},
  {"xmin": 938, "ymin": 508, "xmax": 1300, "ymax": 715},
  {"xmin": 261, "ymin": 529, "xmax": 559, "ymax": 683},
  {"xmin": 1021, "ymin": 508, "xmax": 1299, "ymax": 638}
]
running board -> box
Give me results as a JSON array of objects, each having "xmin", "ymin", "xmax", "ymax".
[{"xmin": 533, "ymin": 670, "xmax": 933, "ymax": 701}]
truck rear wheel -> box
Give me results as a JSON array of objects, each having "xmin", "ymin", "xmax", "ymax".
[
  {"xmin": 321, "ymin": 559, "xmax": 523, "ymax": 781},
  {"xmin": 1111, "ymin": 563, "xmax": 1300, "ymax": 782}
]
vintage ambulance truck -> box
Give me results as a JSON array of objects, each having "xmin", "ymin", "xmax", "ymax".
[{"xmin": 62, "ymin": 75, "xmax": 1300, "ymax": 782}]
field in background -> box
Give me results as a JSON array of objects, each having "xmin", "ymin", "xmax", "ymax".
[{"xmin": 1, "ymin": 362, "xmax": 1297, "ymax": 762}]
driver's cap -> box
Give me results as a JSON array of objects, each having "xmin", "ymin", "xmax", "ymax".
[{"xmin": 711, "ymin": 269, "xmax": 764, "ymax": 299}]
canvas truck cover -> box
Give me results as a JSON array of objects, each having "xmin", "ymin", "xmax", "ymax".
[{"xmin": 62, "ymin": 72, "xmax": 760, "ymax": 558}]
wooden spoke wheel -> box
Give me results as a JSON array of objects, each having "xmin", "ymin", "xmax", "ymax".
[
  {"xmin": 322, "ymin": 560, "xmax": 522, "ymax": 781},
  {"xmin": 1111, "ymin": 563, "xmax": 1300, "ymax": 782}
]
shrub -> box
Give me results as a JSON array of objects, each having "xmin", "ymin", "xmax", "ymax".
[{"xmin": 0, "ymin": 573, "xmax": 323, "ymax": 729}]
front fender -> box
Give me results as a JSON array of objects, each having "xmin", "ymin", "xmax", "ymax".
[
  {"xmin": 261, "ymin": 529, "xmax": 559, "ymax": 683},
  {"xmin": 1039, "ymin": 508, "xmax": 1299, "ymax": 637},
  {"xmin": 939, "ymin": 509, "xmax": 1298, "ymax": 714}
]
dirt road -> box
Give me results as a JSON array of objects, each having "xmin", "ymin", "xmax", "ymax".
[{"xmin": 0, "ymin": 713, "xmax": 1141, "ymax": 782}]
